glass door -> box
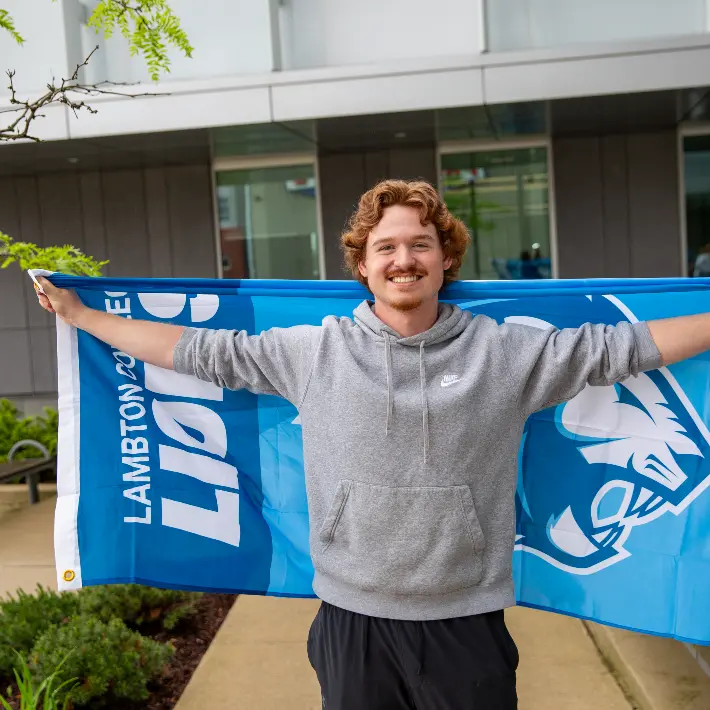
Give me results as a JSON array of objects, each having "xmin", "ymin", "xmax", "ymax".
[
  {"xmin": 216, "ymin": 163, "xmax": 321, "ymax": 280},
  {"xmin": 440, "ymin": 146, "xmax": 551, "ymax": 280}
]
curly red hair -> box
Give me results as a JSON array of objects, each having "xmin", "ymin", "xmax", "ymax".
[{"xmin": 341, "ymin": 179, "xmax": 470, "ymax": 287}]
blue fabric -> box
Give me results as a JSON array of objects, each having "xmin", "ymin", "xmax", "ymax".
[{"xmin": 51, "ymin": 274, "xmax": 710, "ymax": 645}]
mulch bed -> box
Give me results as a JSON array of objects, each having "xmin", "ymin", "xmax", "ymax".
[
  {"xmin": 1, "ymin": 593, "xmax": 237, "ymax": 710},
  {"xmin": 106, "ymin": 593, "xmax": 238, "ymax": 710}
]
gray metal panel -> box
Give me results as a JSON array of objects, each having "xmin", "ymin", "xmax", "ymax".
[
  {"xmin": 552, "ymin": 137, "xmax": 605, "ymax": 278},
  {"xmin": 102, "ymin": 170, "xmax": 151, "ymax": 277},
  {"xmin": 627, "ymin": 131, "xmax": 681, "ymax": 277},
  {"xmin": 14, "ymin": 176, "xmax": 51, "ymax": 329},
  {"xmin": 0, "ymin": 177, "xmax": 29, "ymax": 330},
  {"xmin": 165, "ymin": 165, "xmax": 216, "ymax": 278},
  {"xmin": 318, "ymin": 152, "xmax": 367, "ymax": 279},
  {"xmin": 144, "ymin": 168, "xmax": 173, "ymax": 278},
  {"xmin": 37, "ymin": 174, "xmax": 84, "ymax": 249},
  {"xmin": 364, "ymin": 151, "xmax": 389, "ymax": 189},
  {"xmin": 28, "ymin": 328, "xmax": 56, "ymax": 393},
  {"xmin": 1, "ymin": 161, "xmax": 214, "ymax": 399},
  {"xmin": 388, "ymin": 147, "xmax": 437, "ymax": 184},
  {"xmin": 0, "ymin": 329, "xmax": 32, "ymax": 395},
  {"xmin": 600, "ymin": 136, "xmax": 631, "ymax": 277},
  {"xmin": 79, "ymin": 172, "xmax": 109, "ymax": 269}
]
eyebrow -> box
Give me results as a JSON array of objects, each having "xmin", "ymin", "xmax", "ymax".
[{"xmin": 370, "ymin": 234, "xmax": 436, "ymax": 248}]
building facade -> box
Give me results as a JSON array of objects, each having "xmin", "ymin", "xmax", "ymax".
[
  {"xmin": 2, "ymin": 0, "xmax": 710, "ymax": 407},
  {"xmin": 2, "ymin": 0, "xmax": 710, "ymax": 678}
]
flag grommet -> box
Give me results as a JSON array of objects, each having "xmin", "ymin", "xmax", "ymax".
[{"xmin": 62, "ymin": 570, "xmax": 76, "ymax": 583}]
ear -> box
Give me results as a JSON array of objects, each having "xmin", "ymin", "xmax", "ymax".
[
  {"xmin": 358, "ymin": 260, "xmax": 368, "ymax": 279},
  {"xmin": 443, "ymin": 255, "xmax": 453, "ymax": 271}
]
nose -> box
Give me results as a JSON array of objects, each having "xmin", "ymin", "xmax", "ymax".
[{"xmin": 393, "ymin": 245, "xmax": 416, "ymax": 270}]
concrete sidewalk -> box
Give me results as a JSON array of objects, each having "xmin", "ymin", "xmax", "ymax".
[
  {"xmin": 176, "ymin": 596, "xmax": 632, "ymax": 710},
  {"xmin": 2, "ymin": 493, "xmax": 710, "ymax": 710},
  {"xmin": 0, "ymin": 492, "xmax": 57, "ymax": 597}
]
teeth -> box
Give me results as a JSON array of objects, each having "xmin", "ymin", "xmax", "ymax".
[{"xmin": 391, "ymin": 276, "xmax": 419, "ymax": 283}]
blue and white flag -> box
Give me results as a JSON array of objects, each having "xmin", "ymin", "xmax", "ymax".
[{"xmin": 43, "ymin": 273, "xmax": 710, "ymax": 645}]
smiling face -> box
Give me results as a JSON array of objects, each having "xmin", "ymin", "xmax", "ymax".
[{"xmin": 358, "ymin": 205, "xmax": 452, "ymax": 312}]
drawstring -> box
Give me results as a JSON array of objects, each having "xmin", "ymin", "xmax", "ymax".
[
  {"xmin": 382, "ymin": 334, "xmax": 429, "ymax": 462},
  {"xmin": 419, "ymin": 342, "xmax": 429, "ymax": 462},
  {"xmin": 384, "ymin": 333, "xmax": 394, "ymax": 436}
]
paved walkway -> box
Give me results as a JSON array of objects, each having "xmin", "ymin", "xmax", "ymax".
[
  {"xmin": 2, "ymin": 493, "xmax": 710, "ymax": 709},
  {"xmin": 0, "ymin": 492, "xmax": 56, "ymax": 598}
]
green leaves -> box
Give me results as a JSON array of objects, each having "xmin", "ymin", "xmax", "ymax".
[
  {"xmin": 0, "ymin": 232, "xmax": 109, "ymax": 276},
  {"xmin": 0, "ymin": 584, "xmax": 198, "ymax": 707},
  {"xmin": 30, "ymin": 615, "xmax": 173, "ymax": 706},
  {"xmin": 88, "ymin": 0, "xmax": 194, "ymax": 81},
  {"xmin": 0, "ymin": 587, "xmax": 81, "ymax": 678},
  {"xmin": 0, "ymin": 9, "xmax": 24, "ymax": 45},
  {"xmin": 0, "ymin": 399, "xmax": 58, "ymax": 465},
  {"xmin": 77, "ymin": 584, "xmax": 200, "ymax": 632},
  {"xmin": 0, "ymin": 650, "xmax": 77, "ymax": 710}
]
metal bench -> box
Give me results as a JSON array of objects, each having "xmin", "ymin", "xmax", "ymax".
[{"xmin": 0, "ymin": 440, "xmax": 56, "ymax": 505}]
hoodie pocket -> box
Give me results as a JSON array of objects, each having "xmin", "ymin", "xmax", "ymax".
[{"xmin": 317, "ymin": 480, "xmax": 485, "ymax": 597}]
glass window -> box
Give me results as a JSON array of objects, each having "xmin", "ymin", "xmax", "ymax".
[
  {"xmin": 684, "ymin": 136, "xmax": 710, "ymax": 277},
  {"xmin": 440, "ymin": 147, "xmax": 551, "ymax": 281},
  {"xmin": 486, "ymin": 0, "xmax": 706, "ymax": 53},
  {"xmin": 216, "ymin": 164, "xmax": 320, "ymax": 280}
]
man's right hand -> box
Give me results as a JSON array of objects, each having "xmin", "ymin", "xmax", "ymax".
[
  {"xmin": 34, "ymin": 275, "xmax": 185, "ymax": 371},
  {"xmin": 35, "ymin": 276, "xmax": 86, "ymax": 326}
]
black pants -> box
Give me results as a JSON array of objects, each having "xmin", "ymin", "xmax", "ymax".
[{"xmin": 307, "ymin": 602, "xmax": 518, "ymax": 709}]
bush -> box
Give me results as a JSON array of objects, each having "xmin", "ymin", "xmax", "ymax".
[
  {"xmin": 0, "ymin": 587, "xmax": 81, "ymax": 676},
  {"xmin": 30, "ymin": 615, "xmax": 173, "ymax": 707},
  {"xmin": 0, "ymin": 650, "xmax": 77, "ymax": 710},
  {"xmin": 0, "ymin": 399, "xmax": 58, "ymax": 464},
  {"xmin": 78, "ymin": 584, "xmax": 201, "ymax": 631}
]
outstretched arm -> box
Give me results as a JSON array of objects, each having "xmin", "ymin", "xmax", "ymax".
[
  {"xmin": 505, "ymin": 310, "xmax": 710, "ymax": 417},
  {"xmin": 647, "ymin": 314, "xmax": 710, "ymax": 366},
  {"xmin": 37, "ymin": 276, "xmax": 183, "ymax": 370},
  {"xmin": 35, "ymin": 276, "xmax": 322, "ymax": 404}
]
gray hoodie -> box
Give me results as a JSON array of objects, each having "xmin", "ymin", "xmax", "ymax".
[{"xmin": 173, "ymin": 300, "xmax": 661, "ymax": 620}]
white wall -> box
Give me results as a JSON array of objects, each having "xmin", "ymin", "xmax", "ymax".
[
  {"xmin": 279, "ymin": 0, "xmax": 483, "ymax": 69},
  {"xmin": 0, "ymin": 0, "xmax": 72, "ymax": 95},
  {"xmin": 487, "ymin": 0, "xmax": 706, "ymax": 52},
  {"xmin": 81, "ymin": 0, "xmax": 276, "ymax": 85}
]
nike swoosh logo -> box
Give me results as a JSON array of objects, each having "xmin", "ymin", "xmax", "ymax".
[{"xmin": 441, "ymin": 379, "xmax": 462, "ymax": 387}]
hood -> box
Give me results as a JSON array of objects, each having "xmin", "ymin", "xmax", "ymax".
[
  {"xmin": 353, "ymin": 300, "xmax": 472, "ymax": 462},
  {"xmin": 353, "ymin": 300, "xmax": 471, "ymax": 346}
]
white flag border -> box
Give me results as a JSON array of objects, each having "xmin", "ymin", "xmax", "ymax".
[{"xmin": 54, "ymin": 319, "xmax": 83, "ymax": 590}]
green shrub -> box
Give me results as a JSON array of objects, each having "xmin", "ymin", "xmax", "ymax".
[
  {"xmin": 78, "ymin": 584, "xmax": 201, "ymax": 631},
  {"xmin": 0, "ymin": 587, "xmax": 81, "ymax": 676},
  {"xmin": 0, "ymin": 650, "xmax": 77, "ymax": 710},
  {"xmin": 30, "ymin": 615, "xmax": 173, "ymax": 707},
  {"xmin": 0, "ymin": 399, "xmax": 58, "ymax": 464},
  {"xmin": 0, "ymin": 233, "xmax": 108, "ymax": 277}
]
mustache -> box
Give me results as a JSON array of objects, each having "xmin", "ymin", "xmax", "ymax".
[{"xmin": 386, "ymin": 269, "xmax": 427, "ymax": 278}]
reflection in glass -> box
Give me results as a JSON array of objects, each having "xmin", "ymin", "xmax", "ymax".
[
  {"xmin": 441, "ymin": 148, "xmax": 551, "ymax": 281},
  {"xmin": 216, "ymin": 164, "xmax": 320, "ymax": 280},
  {"xmin": 684, "ymin": 136, "xmax": 710, "ymax": 277}
]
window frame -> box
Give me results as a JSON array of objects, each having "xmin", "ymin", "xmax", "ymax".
[
  {"xmin": 211, "ymin": 152, "xmax": 325, "ymax": 280},
  {"xmin": 436, "ymin": 136, "xmax": 558, "ymax": 280}
]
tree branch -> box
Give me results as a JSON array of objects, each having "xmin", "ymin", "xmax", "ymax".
[{"xmin": 0, "ymin": 47, "xmax": 160, "ymax": 143}]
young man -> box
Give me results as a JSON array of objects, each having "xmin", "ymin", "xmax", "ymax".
[{"xmin": 37, "ymin": 180, "xmax": 710, "ymax": 709}]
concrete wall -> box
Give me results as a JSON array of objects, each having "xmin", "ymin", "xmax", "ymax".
[
  {"xmin": 318, "ymin": 147, "xmax": 438, "ymax": 279},
  {"xmin": 0, "ymin": 164, "xmax": 216, "ymax": 406},
  {"xmin": 279, "ymin": 0, "xmax": 483, "ymax": 69},
  {"xmin": 552, "ymin": 130, "xmax": 682, "ymax": 278}
]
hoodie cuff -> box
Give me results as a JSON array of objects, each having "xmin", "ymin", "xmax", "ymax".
[
  {"xmin": 632, "ymin": 321, "xmax": 663, "ymax": 372},
  {"xmin": 172, "ymin": 327, "xmax": 198, "ymax": 375}
]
